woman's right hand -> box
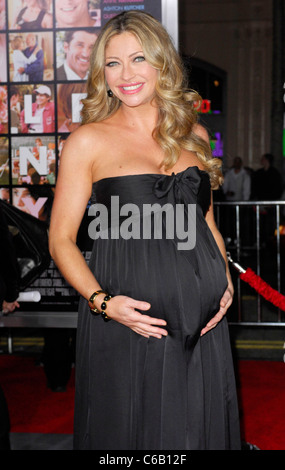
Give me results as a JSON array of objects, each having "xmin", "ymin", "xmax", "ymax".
[{"xmin": 95, "ymin": 294, "xmax": 168, "ymax": 339}]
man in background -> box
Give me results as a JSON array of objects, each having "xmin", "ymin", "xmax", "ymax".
[
  {"xmin": 20, "ymin": 85, "xmax": 55, "ymax": 133},
  {"xmin": 57, "ymin": 29, "xmax": 98, "ymax": 80},
  {"xmin": 252, "ymin": 153, "xmax": 283, "ymax": 244},
  {"xmin": 252, "ymin": 153, "xmax": 283, "ymax": 201},
  {"xmin": 222, "ymin": 156, "xmax": 251, "ymax": 247},
  {"xmin": 17, "ymin": 33, "xmax": 44, "ymax": 82},
  {"xmin": 222, "ymin": 156, "xmax": 251, "ymax": 202}
]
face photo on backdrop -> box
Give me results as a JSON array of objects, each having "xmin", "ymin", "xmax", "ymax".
[
  {"xmin": 57, "ymin": 135, "xmax": 67, "ymax": 160},
  {"xmin": 11, "ymin": 135, "xmax": 56, "ymax": 185},
  {"xmin": 12, "ymin": 185, "xmax": 53, "ymax": 221},
  {"xmin": 9, "ymin": 31, "xmax": 54, "ymax": 82},
  {"xmin": 0, "ymin": 34, "xmax": 7, "ymax": 82},
  {"xmin": 8, "ymin": 0, "xmax": 53, "ymax": 30},
  {"xmin": 57, "ymin": 82, "xmax": 86, "ymax": 133},
  {"xmin": 0, "ymin": 187, "xmax": 9, "ymax": 202},
  {"xmin": 0, "ymin": 86, "xmax": 8, "ymax": 134},
  {"xmin": 16, "ymin": 84, "xmax": 55, "ymax": 134},
  {"xmin": 55, "ymin": 0, "xmax": 101, "ymax": 28},
  {"xmin": 0, "ymin": 136, "xmax": 9, "ymax": 185},
  {"xmin": 56, "ymin": 29, "xmax": 98, "ymax": 81},
  {"xmin": 0, "ymin": 0, "xmax": 6, "ymax": 30}
]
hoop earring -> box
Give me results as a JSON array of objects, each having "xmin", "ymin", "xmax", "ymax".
[{"xmin": 107, "ymin": 89, "xmax": 113, "ymax": 97}]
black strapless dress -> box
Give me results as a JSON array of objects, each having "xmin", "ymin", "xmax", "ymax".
[{"xmin": 73, "ymin": 166, "xmax": 241, "ymax": 450}]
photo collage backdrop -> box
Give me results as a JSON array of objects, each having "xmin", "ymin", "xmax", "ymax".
[{"xmin": 0, "ymin": 0, "xmax": 162, "ymax": 310}]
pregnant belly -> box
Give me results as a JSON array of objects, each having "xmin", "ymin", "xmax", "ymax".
[{"xmin": 90, "ymin": 235, "xmax": 227, "ymax": 336}]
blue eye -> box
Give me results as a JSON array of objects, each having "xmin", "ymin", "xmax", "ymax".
[
  {"xmin": 134, "ymin": 56, "xmax": 145, "ymax": 62},
  {"xmin": 105, "ymin": 61, "xmax": 118, "ymax": 67}
]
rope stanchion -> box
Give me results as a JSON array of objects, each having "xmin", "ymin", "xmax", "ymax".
[{"xmin": 227, "ymin": 252, "xmax": 285, "ymax": 311}]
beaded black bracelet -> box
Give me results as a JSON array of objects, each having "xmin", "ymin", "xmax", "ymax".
[
  {"xmin": 100, "ymin": 294, "xmax": 113, "ymax": 322},
  {"xmin": 88, "ymin": 290, "xmax": 113, "ymax": 322}
]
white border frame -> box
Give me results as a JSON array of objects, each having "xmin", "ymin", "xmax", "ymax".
[{"xmin": 161, "ymin": 0, "xmax": 179, "ymax": 50}]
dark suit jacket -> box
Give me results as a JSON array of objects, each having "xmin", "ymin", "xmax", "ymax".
[
  {"xmin": 57, "ymin": 64, "xmax": 67, "ymax": 80},
  {"xmin": 24, "ymin": 46, "xmax": 44, "ymax": 82}
]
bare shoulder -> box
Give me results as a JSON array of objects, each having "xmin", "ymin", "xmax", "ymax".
[
  {"xmin": 43, "ymin": 12, "xmax": 53, "ymax": 28},
  {"xmin": 52, "ymin": 124, "xmax": 104, "ymax": 215},
  {"xmin": 63, "ymin": 122, "xmax": 102, "ymax": 148},
  {"xmin": 192, "ymin": 123, "xmax": 210, "ymax": 144},
  {"xmin": 60, "ymin": 122, "xmax": 107, "ymax": 165}
]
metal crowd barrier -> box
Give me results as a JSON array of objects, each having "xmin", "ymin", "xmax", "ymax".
[
  {"xmin": 214, "ymin": 200, "xmax": 285, "ymax": 327},
  {"xmin": 0, "ymin": 311, "xmax": 78, "ymax": 354}
]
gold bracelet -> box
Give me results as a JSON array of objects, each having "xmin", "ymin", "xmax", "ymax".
[
  {"xmin": 88, "ymin": 290, "xmax": 108, "ymax": 314},
  {"xmin": 88, "ymin": 290, "xmax": 113, "ymax": 322}
]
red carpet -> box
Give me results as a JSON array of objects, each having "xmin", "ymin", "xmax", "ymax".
[
  {"xmin": 0, "ymin": 355, "xmax": 75, "ymax": 435},
  {"xmin": 1, "ymin": 355, "xmax": 285, "ymax": 449},
  {"xmin": 237, "ymin": 360, "xmax": 285, "ymax": 450}
]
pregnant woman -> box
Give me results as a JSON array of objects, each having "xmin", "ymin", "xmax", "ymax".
[{"xmin": 49, "ymin": 11, "xmax": 241, "ymax": 450}]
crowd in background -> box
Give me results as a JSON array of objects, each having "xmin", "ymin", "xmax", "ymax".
[
  {"xmin": 221, "ymin": 153, "xmax": 283, "ymax": 203},
  {"xmin": 219, "ymin": 153, "xmax": 284, "ymax": 248}
]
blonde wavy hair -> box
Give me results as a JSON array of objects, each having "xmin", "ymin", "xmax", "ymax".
[{"xmin": 81, "ymin": 11, "xmax": 223, "ymax": 189}]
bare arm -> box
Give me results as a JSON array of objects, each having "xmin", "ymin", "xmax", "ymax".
[
  {"xmin": 42, "ymin": 13, "xmax": 53, "ymax": 29},
  {"xmin": 199, "ymin": 191, "xmax": 234, "ymax": 337},
  {"xmin": 193, "ymin": 124, "xmax": 234, "ymax": 335},
  {"xmin": 49, "ymin": 127, "xmax": 99, "ymax": 299}
]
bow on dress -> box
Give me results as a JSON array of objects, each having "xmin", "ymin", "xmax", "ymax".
[{"xmin": 153, "ymin": 166, "xmax": 203, "ymax": 205}]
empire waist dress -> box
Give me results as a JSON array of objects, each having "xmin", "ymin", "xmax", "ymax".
[{"xmin": 73, "ymin": 166, "xmax": 241, "ymax": 450}]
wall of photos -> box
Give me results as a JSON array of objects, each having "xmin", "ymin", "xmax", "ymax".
[{"xmin": 0, "ymin": 0, "xmax": 162, "ymax": 311}]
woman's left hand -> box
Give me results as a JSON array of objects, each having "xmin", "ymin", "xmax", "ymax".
[{"xmin": 200, "ymin": 280, "xmax": 234, "ymax": 336}]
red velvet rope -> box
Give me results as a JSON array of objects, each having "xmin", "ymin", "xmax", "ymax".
[{"xmin": 239, "ymin": 268, "xmax": 285, "ymax": 311}]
